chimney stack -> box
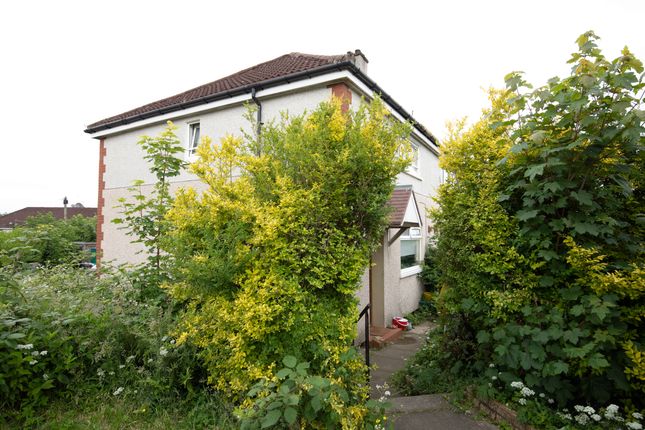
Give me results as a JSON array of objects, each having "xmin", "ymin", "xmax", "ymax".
[{"xmin": 347, "ymin": 49, "xmax": 368, "ymax": 74}]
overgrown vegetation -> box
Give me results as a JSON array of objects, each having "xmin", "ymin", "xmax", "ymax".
[
  {"xmin": 113, "ymin": 122, "xmax": 187, "ymax": 298},
  {"xmin": 0, "ymin": 266, "xmax": 233, "ymax": 428},
  {"xmin": 165, "ymin": 97, "xmax": 410, "ymax": 428},
  {"xmin": 2, "ymin": 98, "xmax": 411, "ymax": 428},
  {"xmin": 0, "ymin": 213, "xmax": 96, "ymax": 268},
  {"xmin": 397, "ymin": 31, "xmax": 644, "ymax": 427}
]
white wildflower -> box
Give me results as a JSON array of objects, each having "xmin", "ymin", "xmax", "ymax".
[
  {"xmin": 557, "ymin": 412, "xmax": 572, "ymax": 421},
  {"xmin": 491, "ymin": 376, "xmax": 497, "ymax": 381},
  {"xmin": 539, "ymin": 393, "xmax": 545, "ymax": 398},
  {"xmin": 29, "ymin": 360, "xmax": 38, "ymax": 365},
  {"xmin": 488, "ymin": 383, "xmax": 493, "ymax": 388},
  {"xmin": 147, "ymin": 358, "xmax": 154, "ymax": 363},
  {"xmin": 31, "ymin": 351, "xmax": 40, "ymax": 356},
  {"xmin": 584, "ymin": 406, "xmax": 595, "ymax": 415},
  {"xmin": 39, "ymin": 350, "xmax": 48, "ymax": 356},
  {"xmin": 575, "ymin": 414, "xmax": 590, "ymax": 425},
  {"xmin": 575, "ymin": 405, "xmax": 585, "ymax": 413},
  {"xmin": 591, "ymin": 414, "xmax": 601, "ymax": 422},
  {"xmin": 488, "ymin": 363, "xmax": 495, "ymax": 368},
  {"xmin": 606, "ymin": 404, "xmax": 619, "ymax": 415},
  {"xmin": 626, "ymin": 422, "xmax": 643, "ymax": 430},
  {"xmin": 161, "ymin": 336, "xmax": 168, "ymax": 342},
  {"xmin": 97, "ymin": 368, "xmax": 105, "ymax": 377},
  {"xmin": 159, "ymin": 347, "xmax": 168, "ymax": 356},
  {"xmin": 113, "ymin": 387, "xmax": 124, "ymax": 396},
  {"xmin": 521, "ymin": 387, "xmax": 535, "ymax": 397},
  {"xmin": 633, "ymin": 413, "xmax": 644, "ymax": 420},
  {"xmin": 126, "ymin": 355, "xmax": 135, "ymax": 362},
  {"xmin": 170, "ymin": 339, "xmax": 175, "ymax": 344},
  {"xmin": 109, "ymin": 371, "xmax": 115, "ymax": 376},
  {"xmin": 17, "ymin": 344, "xmax": 33, "ymax": 350},
  {"xmin": 384, "ymin": 390, "xmax": 391, "ymax": 397},
  {"xmin": 518, "ymin": 398, "xmax": 527, "ymax": 406},
  {"xmin": 510, "ymin": 381, "xmax": 524, "ymax": 389},
  {"xmin": 548, "ymin": 398, "xmax": 555, "ymax": 404}
]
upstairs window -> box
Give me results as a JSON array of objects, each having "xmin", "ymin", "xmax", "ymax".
[
  {"xmin": 405, "ymin": 142, "xmax": 420, "ymax": 175},
  {"xmin": 188, "ymin": 122, "xmax": 201, "ymax": 156}
]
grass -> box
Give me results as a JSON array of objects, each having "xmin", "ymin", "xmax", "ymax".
[{"xmin": 2, "ymin": 391, "xmax": 236, "ymax": 430}]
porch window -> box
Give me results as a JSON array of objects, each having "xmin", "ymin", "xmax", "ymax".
[
  {"xmin": 188, "ymin": 122, "xmax": 200, "ymax": 156},
  {"xmin": 400, "ymin": 227, "xmax": 422, "ymax": 269}
]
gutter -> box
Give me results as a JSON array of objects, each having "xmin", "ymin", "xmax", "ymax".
[{"xmin": 84, "ymin": 62, "xmax": 438, "ymax": 146}]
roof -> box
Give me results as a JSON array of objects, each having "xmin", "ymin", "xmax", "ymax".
[
  {"xmin": 387, "ymin": 186, "xmax": 422, "ymax": 228},
  {"xmin": 85, "ymin": 51, "xmax": 437, "ymax": 145},
  {"xmin": 0, "ymin": 207, "xmax": 97, "ymax": 229}
]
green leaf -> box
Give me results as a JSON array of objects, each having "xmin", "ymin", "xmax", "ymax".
[
  {"xmin": 533, "ymin": 330, "xmax": 549, "ymax": 344},
  {"xmin": 544, "ymin": 360, "xmax": 569, "ymax": 376},
  {"xmin": 543, "ymin": 182, "xmax": 563, "ymax": 194},
  {"xmin": 261, "ymin": 409, "xmax": 281, "ymax": 428},
  {"xmin": 572, "ymin": 222, "xmax": 600, "ymax": 236},
  {"xmin": 570, "ymin": 190, "xmax": 593, "ymax": 206},
  {"xmin": 570, "ymin": 305, "xmax": 584, "ymax": 316},
  {"xmin": 276, "ymin": 368, "xmax": 292, "ymax": 379},
  {"xmin": 524, "ymin": 163, "xmax": 546, "ymax": 181},
  {"xmin": 311, "ymin": 395, "xmax": 323, "ymax": 413},
  {"xmin": 283, "ymin": 407, "xmax": 297, "ymax": 425},
  {"xmin": 587, "ymin": 353, "xmax": 610, "ymax": 370},
  {"xmin": 7, "ymin": 333, "xmax": 26, "ymax": 339},
  {"xmin": 296, "ymin": 361, "xmax": 310, "ymax": 375},
  {"xmin": 517, "ymin": 209, "xmax": 539, "ymax": 222},
  {"xmin": 476, "ymin": 331, "xmax": 490, "ymax": 343},
  {"xmin": 282, "ymin": 356, "xmax": 297, "ymax": 369}
]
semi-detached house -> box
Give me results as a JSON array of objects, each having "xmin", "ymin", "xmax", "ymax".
[{"xmin": 85, "ymin": 50, "xmax": 442, "ymax": 336}]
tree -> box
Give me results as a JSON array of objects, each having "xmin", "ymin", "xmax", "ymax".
[
  {"xmin": 112, "ymin": 122, "xmax": 187, "ymax": 290},
  {"xmin": 165, "ymin": 97, "xmax": 410, "ymax": 427},
  {"xmin": 432, "ymin": 32, "xmax": 644, "ymax": 407}
]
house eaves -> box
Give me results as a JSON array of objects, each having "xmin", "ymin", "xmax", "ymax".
[{"xmin": 84, "ymin": 56, "xmax": 438, "ymax": 146}]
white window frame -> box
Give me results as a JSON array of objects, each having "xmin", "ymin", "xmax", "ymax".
[
  {"xmin": 187, "ymin": 121, "xmax": 201, "ymax": 158},
  {"xmin": 400, "ymin": 227, "xmax": 423, "ymax": 278},
  {"xmin": 408, "ymin": 142, "xmax": 419, "ymax": 172}
]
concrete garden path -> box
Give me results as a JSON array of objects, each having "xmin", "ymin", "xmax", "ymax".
[{"xmin": 366, "ymin": 322, "xmax": 498, "ymax": 430}]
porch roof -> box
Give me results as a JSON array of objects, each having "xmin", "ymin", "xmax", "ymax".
[{"xmin": 387, "ymin": 186, "xmax": 422, "ymax": 228}]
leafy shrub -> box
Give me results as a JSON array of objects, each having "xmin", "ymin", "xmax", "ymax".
[
  {"xmin": 0, "ymin": 214, "xmax": 96, "ymax": 268},
  {"xmin": 0, "ymin": 266, "xmax": 210, "ymax": 425},
  {"xmin": 237, "ymin": 354, "xmax": 388, "ymax": 429},
  {"xmin": 429, "ymin": 31, "xmax": 644, "ymax": 410},
  {"xmin": 165, "ymin": 98, "xmax": 411, "ymax": 426}
]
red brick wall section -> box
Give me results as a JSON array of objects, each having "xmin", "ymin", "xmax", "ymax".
[
  {"xmin": 329, "ymin": 82, "xmax": 352, "ymax": 113},
  {"xmin": 96, "ymin": 139, "xmax": 106, "ymax": 271}
]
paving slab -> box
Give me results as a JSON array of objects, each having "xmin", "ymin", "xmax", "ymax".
[{"xmin": 365, "ymin": 323, "xmax": 498, "ymax": 429}]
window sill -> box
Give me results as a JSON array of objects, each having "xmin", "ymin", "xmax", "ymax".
[
  {"xmin": 400, "ymin": 265, "xmax": 422, "ymax": 278},
  {"xmin": 403, "ymin": 170, "xmax": 423, "ymax": 181}
]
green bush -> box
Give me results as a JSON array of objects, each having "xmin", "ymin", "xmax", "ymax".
[
  {"xmin": 165, "ymin": 98, "xmax": 411, "ymax": 426},
  {"xmin": 429, "ymin": 32, "xmax": 644, "ymax": 410},
  {"xmin": 237, "ymin": 353, "xmax": 388, "ymax": 429},
  {"xmin": 0, "ymin": 266, "xmax": 210, "ymax": 426},
  {"xmin": 0, "ymin": 214, "xmax": 96, "ymax": 268}
]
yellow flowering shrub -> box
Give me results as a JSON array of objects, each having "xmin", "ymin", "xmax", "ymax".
[{"xmin": 164, "ymin": 97, "xmax": 410, "ymax": 425}]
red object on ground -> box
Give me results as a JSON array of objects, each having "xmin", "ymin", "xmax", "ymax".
[{"xmin": 392, "ymin": 317, "xmax": 409, "ymax": 330}]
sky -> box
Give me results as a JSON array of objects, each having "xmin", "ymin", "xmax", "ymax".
[{"xmin": 0, "ymin": 0, "xmax": 643, "ymax": 213}]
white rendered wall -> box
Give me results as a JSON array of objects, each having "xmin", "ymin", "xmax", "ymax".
[{"xmin": 101, "ymin": 86, "xmax": 331, "ymax": 265}]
